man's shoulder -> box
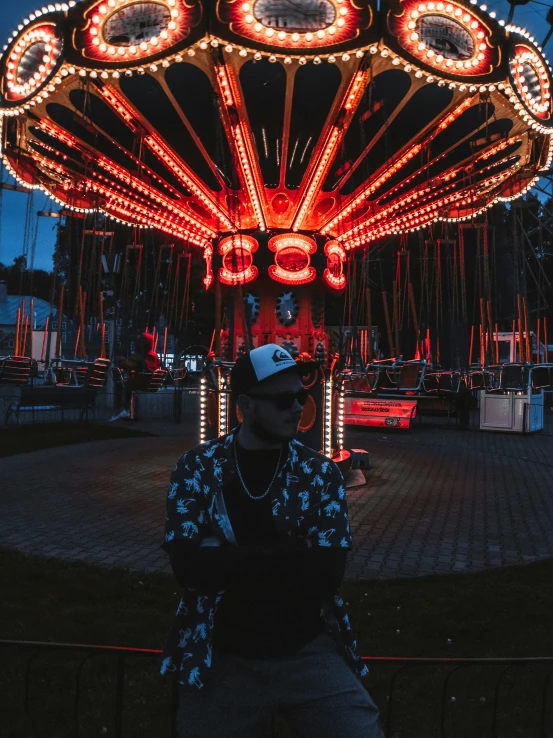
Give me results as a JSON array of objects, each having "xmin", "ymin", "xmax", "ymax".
[
  {"xmin": 290, "ymin": 440, "xmax": 342, "ymax": 477},
  {"xmin": 174, "ymin": 434, "xmax": 232, "ymax": 468}
]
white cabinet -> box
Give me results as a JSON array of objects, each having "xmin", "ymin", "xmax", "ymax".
[{"xmin": 480, "ymin": 391, "xmax": 544, "ymax": 433}]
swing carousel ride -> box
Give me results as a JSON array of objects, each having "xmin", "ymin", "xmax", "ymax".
[{"xmin": 1, "ymin": 0, "xmax": 552, "ymax": 445}]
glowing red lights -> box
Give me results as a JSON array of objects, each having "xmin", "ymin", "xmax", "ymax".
[
  {"xmin": 218, "ymin": 235, "xmax": 259, "ymax": 286},
  {"xmin": 268, "ymin": 234, "xmax": 317, "ymax": 285},
  {"xmin": 389, "ymin": 0, "xmax": 496, "ymax": 76},
  {"xmin": 218, "ymin": 0, "xmax": 371, "ymax": 50},
  {"xmin": 323, "ymin": 240, "xmax": 346, "ymax": 290},
  {"xmin": 3, "ymin": 23, "xmax": 62, "ymax": 102},
  {"xmin": 80, "ymin": 0, "xmax": 201, "ymax": 63}
]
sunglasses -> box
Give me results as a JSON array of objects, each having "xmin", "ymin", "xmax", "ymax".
[{"xmin": 247, "ymin": 389, "xmax": 309, "ymax": 410}]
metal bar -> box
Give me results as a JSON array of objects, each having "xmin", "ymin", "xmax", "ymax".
[
  {"xmin": 114, "ymin": 652, "xmax": 126, "ymax": 738},
  {"xmin": 75, "ymin": 652, "xmax": 95, "ymax": 738},
  {"xmin": 440, "ymin": 665, "xmax": 461, "ymax": 737},
  {"xmin": 541, "ymin": 671, "xmax": 552, "ymax": 738},
  {"xmin": 491, "ymin": 665, "xmax": 512, "ymax": 738},
  {"xmin": 385, "ymin": 663, "xmax": 414, "ymax": 735},
  {"xmin": 171, "ymin": 675, "xmax": 180, "ymax": 738}
]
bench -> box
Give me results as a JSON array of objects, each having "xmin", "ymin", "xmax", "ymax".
[{"xmin": 5, "ymin": 385, "xmax": 97, "ymax": 425}]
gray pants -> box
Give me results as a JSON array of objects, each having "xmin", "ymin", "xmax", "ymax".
[{"xmin": 177, "ymin": 632, "xmax": 384, "ymax": 738}]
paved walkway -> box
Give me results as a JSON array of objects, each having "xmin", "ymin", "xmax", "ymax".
[{"xmin": 1, "ymin": 417, "xmax": 552, "ymax": 579}]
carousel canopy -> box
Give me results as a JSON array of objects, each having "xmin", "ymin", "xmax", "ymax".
[{"xmin": 0, "ymin": 0, "xmax": 552, "ymax": 252}]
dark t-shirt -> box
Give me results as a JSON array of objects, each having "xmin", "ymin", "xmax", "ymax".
[{"xmin": 213, "ymin": 443, "xmax": 325, "ymax": 658}]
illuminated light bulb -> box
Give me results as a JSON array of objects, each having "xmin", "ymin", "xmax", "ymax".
[
  {"xmin": 284, "ymin": 56, "xmax": 292, "ymax": 64},
  {"xmin": 254, "ymin": 23, "xmax": 262, "ymax": 32},
  {"xmin": 328, "ymin": 54, "xmax": 336, "ymax": 62},
  {"xmin": 239, "ymin": 48, "xmax": 248, "ymax": 57},
  {"xmin": 254, "ymin": 51, "xmax": 262, "ymax": 60},
  {"xmin": 278, "ymin": 31, "xmax": 286, "ymax": 40},
  {"xmin": 317, "ymin": 29, "xmax": 325, "ymax": 38}
]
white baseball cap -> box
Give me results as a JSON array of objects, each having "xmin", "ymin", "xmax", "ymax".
[{"xmin": 230, "ymin": 344, "xmax": 319, "ymax": 395}]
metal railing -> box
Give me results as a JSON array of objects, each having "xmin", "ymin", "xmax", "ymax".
[{"xmin": 1, "ymin": 640, "xmax": 552, "ymax": 737}]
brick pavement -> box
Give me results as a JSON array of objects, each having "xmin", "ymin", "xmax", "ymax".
[{"xmin": 1, "ymin": 418, "xmax": 552, "ymax": 580}]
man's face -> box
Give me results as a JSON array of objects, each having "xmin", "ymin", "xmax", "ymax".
[{"xmin": 239, "ymin": 370, "xmax": 305, "ymax": 443}]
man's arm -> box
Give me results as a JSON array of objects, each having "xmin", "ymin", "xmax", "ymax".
[{"xmin": 163, "ymin": 537, "xmax": 347, "ymax": 597}]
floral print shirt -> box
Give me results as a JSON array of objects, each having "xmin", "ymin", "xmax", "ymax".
[{"xmin": 160, "ymin": 428, "xmax": 369, "ymax": 690}]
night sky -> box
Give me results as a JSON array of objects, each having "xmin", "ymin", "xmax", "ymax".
[{"xmin": 0, "ymin": 0, "xmax": 550, "ymax": 272}]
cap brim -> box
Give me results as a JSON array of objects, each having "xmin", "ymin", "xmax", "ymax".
[{"xmin": 291, "ymin": 361, "xmax": 321, "ymax": 377}]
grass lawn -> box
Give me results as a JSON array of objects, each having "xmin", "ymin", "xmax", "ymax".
[
  {"xmin": 1, "ymin": 548, "xmax": 553, "ymax": 737},
  {"xmin": 0, "ymin": 422, "xmax": 152, "ymax": 458}
]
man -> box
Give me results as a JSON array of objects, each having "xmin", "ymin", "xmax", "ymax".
[{"xmin": 161, "ymin": 344, "xmax": 384, "ymax": 738}]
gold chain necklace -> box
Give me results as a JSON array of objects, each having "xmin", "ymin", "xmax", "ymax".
[{"xmin": 233, "ymin": 439, "xmax": 284, "ymax": 501}]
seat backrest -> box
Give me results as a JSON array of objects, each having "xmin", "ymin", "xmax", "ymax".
[
  {"xmin": 170, "ymin": 367, "xmax": 188, "ymax": 388},
  {"xmin": 469, "ymin": 371, "xmax": 484, "ymax": 390},
  {"xmin": 376, "ymin": 369, "xmax": 397, "ymax": 390},
  {"xmin": 437, "ymin": 372, "xmax": 460, "ymax": 393},
  {"xmin": 147, "ymin": 368, "xmax": 166, "ymax": 392},
  {"xmin": 75, "ymin": 366, "xmax": 90, "ymax": 385},
  {"xmin": 366, "ymin": 370, "xmax": 380, "ymax": 391},
  {"xmin": 1, "ymin": 356, "xmax": 32, "ymax": 385},
  {"xmin": 398, "ymin": 364, "xmax": 422, "ymax": 390},
  {"xmin": 532, "ymin": 366, "xmax": 551, "ymax": 390},
  {"xmin": 352, "ymin": 376, "xmax": 370, "ymax": 392},
  {"xmin": 423, "ymin": 374, "xmax": 440, "ymax": 393},
  {"xmin": 88, "ymin": 358, "xmax": 110, "ymax": 388},
  {"xmin": 501, "ymin": 365, "xmax": 526, "ymax": 391}
]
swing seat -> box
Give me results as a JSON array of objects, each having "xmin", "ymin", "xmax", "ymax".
[
  {"xmin": 0, "ymin": 356, "xmax": 35, "ymax": 386},
  {"xmin": 532, "ymin": 365, "xmax": 553, "ymax": 390},
  {"xmin": 87, "ymin": 358, "xmax": 111, "ymax": 388},
  {"xmin": 500, "ymin": 364, "xmax": 530, "ymax": 392},
  {"xmin": 397, "ymin": 362, "xmax": 426, "ymax": 391},
  {"xmin": 437, "ymin": 372, "xmax": 461, "ymax": 395},
  {"xmin": 423, "ymin": 374, "xmax": 440, "ymax": 394}
]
